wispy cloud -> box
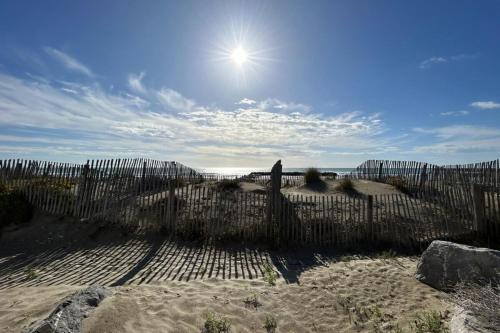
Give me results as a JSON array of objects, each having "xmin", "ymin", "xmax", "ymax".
[
  {"xmin": 43, "ymin": 47, "xmax": 94, "ymax": 77},
  {"xmin": 236, "ymin": 98, "xmax": 256, "ymax": 105},
  {"xmin": 0, "ymin": 70, "xmax": 388, "ymax": 166},
  {"xmin": 419, "ymin": 56, "xmax": 447, "ymax": 69},
  {"xmin": 440, "ymin": 110, "xmax": 469, "ymax": 116},
  {"xmin": 470, "ymin": 101, "xmax": 500, "ymax": 110},
  {"xmin": 419, "ymin": 53, "xmax": 479, "ymax": 69},
  {"xmin": 258, "ymin": 98, "xmax": 312, "ymax": 114},
  {"xmin": 5, "ymin": 48, "xmax": 496, "ymax": 166},
  {"xmin": 128, "ymin": 72, "xmax": 146, "ymax": 94},
  {"xmin": 156, "ymin": 88, "xmax": 197, "ymax": 113},
  {"xmin": 412, "ymin": 125, "xmax": 500, "ymax": 154}
]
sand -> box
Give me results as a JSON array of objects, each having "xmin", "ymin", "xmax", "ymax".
[
  {"xmin": 281, "ymin": 179, "xmax": 402, "ymax": 197},
  {"xmin": 0, "ymin": 183, "xmax": 452, "ymax": 333},
  {"xmin": 0, "ymin": 255, "xmax": 451, "ymax": 333}
]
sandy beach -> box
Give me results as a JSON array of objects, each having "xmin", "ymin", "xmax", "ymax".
[
  {"xmin": 0, "ymin": 257, "xmax": 451, "ymax": 333},
  {"xmin": 0, "ymin": 211, "xmax": 452, "ymax": 332}
]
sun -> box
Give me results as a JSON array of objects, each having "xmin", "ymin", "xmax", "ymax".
[{"xmin": 231, "ymin": 46, "xmax": 248, "ymax": 66}]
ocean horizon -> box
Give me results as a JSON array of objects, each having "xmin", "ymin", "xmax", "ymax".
[{"xmin": 197, "ymin": 167, "xmax": 355, "ymax": 176}]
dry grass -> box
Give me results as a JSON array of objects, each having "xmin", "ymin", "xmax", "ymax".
[
  {"xmin": 336, "ymin": 178, "xmax": 354, "ymax": 192},
  {"xmin": 202, "ymin": 311, "xmax": 231, "ymax": 333},
  {"xmin": 216, "ymin": 179, "xmax": 240, "ymax": 191},
  {"xmin": 386, "ymin": 176, "xmax": 408, "ymax": 193},
  {"xmin": 304, "ymin": 168, "xmax": 321, "ymax": 185}
]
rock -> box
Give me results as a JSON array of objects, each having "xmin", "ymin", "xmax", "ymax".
[
  {"xmin": 25, "ymin": 285, "xmax": 111, "ymax": 333},
  {"xmin": 416, "ymin": 240, "xmax": 500, "ymax": 291},
  {"xmin": 450, "ymin": 306, "xmax": 496, "ymax": 333}
]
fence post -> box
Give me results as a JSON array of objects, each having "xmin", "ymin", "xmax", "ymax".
[
  {"xmin": 167, "ymin": 176, "xmax": 176, "ymax": 232},
  {"xmin": 77, "ymin": 161, "xmax": 90, "ymax": 217},
  {"xmin": 378, "ymin": 162, "xmax": 383, "ymax": 181},
  {"xmin": 471, "ymin": 183, "xmax": 486, "ymax": 239},
  {"xmin": 419, "ymin": 163, "xmax": 428, "ymax": 190},
  {"xmin": 141, "ymin": 161, "xmax": 147, "ymax": 192},
  {"xmin": 269, "ymin": 160, "xmax": 282, "ymax": 245},
  {"xmin": 367, "ymin": 195, "xmax": 374, "ymax": 242}
]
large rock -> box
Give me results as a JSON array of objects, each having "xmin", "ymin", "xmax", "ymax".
[
  {"xmin": 450, "ymin": 307, "xmax": 494, "ymax": 333},
  {"xmin": 416, "ymin": 240, "xmax": 500, "ymax": 291},
  {"xmin": 25, "ymin": 285, "xmax": 111, "ymax": 333}
]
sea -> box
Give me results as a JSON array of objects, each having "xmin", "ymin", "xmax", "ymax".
[{"xmin": 197, "ymin": 167, "xmax": 355, "ymax": 176}]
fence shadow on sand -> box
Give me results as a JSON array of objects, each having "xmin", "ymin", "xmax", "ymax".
[{"xmin": 0, "ymin": 222, "xmax": 340, "ymax": 289}]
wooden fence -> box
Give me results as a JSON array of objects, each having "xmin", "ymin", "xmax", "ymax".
[
  {"xmin": 351, "ymin": 159, "xmax": 499, "ymax": 191},
  {"xmin": 1, "ymin": 158, "xmax": 499, "ymax": 249}
]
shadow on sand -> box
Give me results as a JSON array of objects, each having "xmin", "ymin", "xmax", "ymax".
[{"xmin": 0, "ymin": 221, "xmax": 347, "ymax": 289}]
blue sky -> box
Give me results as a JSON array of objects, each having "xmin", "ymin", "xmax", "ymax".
[{"xmin": 0, "ymin": 0, "xmax": 499, "ymax": 167}]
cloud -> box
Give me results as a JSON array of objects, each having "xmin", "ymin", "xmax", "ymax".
[
  {"xmin": 419, "ymin": 57, "xmax": 447, "ymax": 69},
  {"xmin": 419, "ymin": 53, "xmax": 479, "ymax": 69},
  {"xmin": 43, "ymin": 47, "xmax": 94, "ymax": 77},
  {"xmin": 236, "ymin": 98, "xmax": 256, "ymax": 105},
  {"xmin": 412, "ymin": 125, "xmax": 500, "ymax": 154},
  {"xmin": 128, "ymin": 72, "xmax": 146, "ymax": 94},
  {"xmin": 156, "ymin": 88, "xmax": 197, "ymax": 112},
  {"xmin": 470, "ymin": 101, "xmax": 500, "ymax": 110},
  {"xmin": 258, "ymin": 98, "xmax": 312, "ymax": 114},
  {"xmin": 0, "ymin": 71, "xmax": 389, "ymax": 166},
  {"xmin": 440, "ymin": 110, "xmax": 469, "ymax": 116}
]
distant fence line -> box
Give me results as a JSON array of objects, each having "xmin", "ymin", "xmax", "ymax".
[
  {"xmin": 351, "ymin": 159, "xmax": 500, "ymax": 191},
  {"xmin": 1, "ymin": 158, "xmax": 499, "ymax": 249}
]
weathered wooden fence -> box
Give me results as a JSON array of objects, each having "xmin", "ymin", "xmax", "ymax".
[
  {"xmin": 352, "ymin": 159, "xmax": 499, "ymax": 192},
  {"xmin": 1, "ymin": 158, "xmax": 499, "ymax": 249}
]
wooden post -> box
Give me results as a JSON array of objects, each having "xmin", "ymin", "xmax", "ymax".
[
  {"xmin": 367, "ymin": 195, "xmax": 374, "ymax": 242},
  {"xmin": 378, "ymin": 162, "xmax": 383, "ymax": 181},
  {"xmin": 419, "ymin": 163, "xmax": 428, "ymax": 190},
  {"xmin": 141, "ymin": 160, "xmax": 147, "ymax": 194},
  {"xmin": 77, "ymin": 161, "xmax": 90, "ymax": 217},
  {"xmin": 167, "ymin": 177, "xmax": 176, "ymax": 232},
  {"xmin": 269, "ymin": 160, "xmax": 282, "ymax": 245},
  {"xmin": 471, "ymin": 183, "xmax": 486, "ymax": 237}
]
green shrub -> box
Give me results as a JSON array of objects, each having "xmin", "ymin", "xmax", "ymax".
[
  {"xmin": 411, "ymin": 310, "xmax": 448, "ymax": 333},
  {"xmin": 25, "ymin": 267, "xmax": 38, "ymax": 280},
  {"xmin": 203, "ymin": 312, "xmax": 231, "ymax": 333},
  {"xmin": 0, "ymin": 190, "xmax": 33, "ymax": 228},
  {"xmin": 263, "ymin": 314, "xmax": 277, "ymax": 333},
  {"xmin": 216, "ymin": 179, "xmax": 240, "ymax": 191},
  {"xmin": 336, "ymin": 178, "xmax": 354, "ymax": 192},
  {"xmin": 304, "ymin": 168, "xmax": 321, "ymax": 185},
  {"xmin": 263, "ymin": 262, "xmax": 277, "ymax": 286}
]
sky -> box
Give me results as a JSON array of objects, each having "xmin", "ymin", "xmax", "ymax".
[{"xmin": 0, "ymin": 0, "xmax": 499, "ymax": 168}]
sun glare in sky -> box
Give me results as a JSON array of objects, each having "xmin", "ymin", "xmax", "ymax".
[
  {"xmin": 208, "ymin": 17, "xmax": 277, "ymax": 88},
  {"xmin": 231, "ymin": 46, "xmax": 248, "ymax": 66}
]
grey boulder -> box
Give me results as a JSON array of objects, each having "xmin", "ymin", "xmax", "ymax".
[
  {"xmin": 25, "ymin": 285, "xmax": 111, "ymax": 333},
  {"xmin": 416, "ymin": 240, "xmax": 500, "ymax": 291}
]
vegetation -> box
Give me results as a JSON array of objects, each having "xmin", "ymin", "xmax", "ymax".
[
  {"xmin": 411, "ymin": 310, "xmax": 448, "ymax": 333},
  {"xmin": 263, "ymin": 314, "xmax": 277, "ymax": 333},
  {"xmin": 25, "ymin": 267, "xmax": 38, "ymax": 280},
  {"xmin": 386, "ymin": 176, "xmax": 408, "ymax": 193},
  {"xmin": 335, "ymin": 177, "xmax": 354, "ymax": 192},
  {"xmin": 263, "ymin": 262, "xmax": 277, "ymax": 286},
  {"xmin": 376, "ymin": 249, "xmax": 398, "ymax": 260},
  {"xmin": 243, "ymin": 293, "xmax": 261, "ymax": 310},
  {"xmin": 0, "ymin": 186, "xmax": 33, "ymax": 228},
  {"xmin": 216, "ymin": 179, "xmax": 240, "ymax": 191},
  {"xmin": 304, "ymin": 168, "xmax": 321, "ymax": 185},
  {"xmin": 202, "ymin": 312, "xmax": 231, "ymax": 333},
  {"xmin": 28, "ymin": 176, "xmax": 75, "ymax": 190}
]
